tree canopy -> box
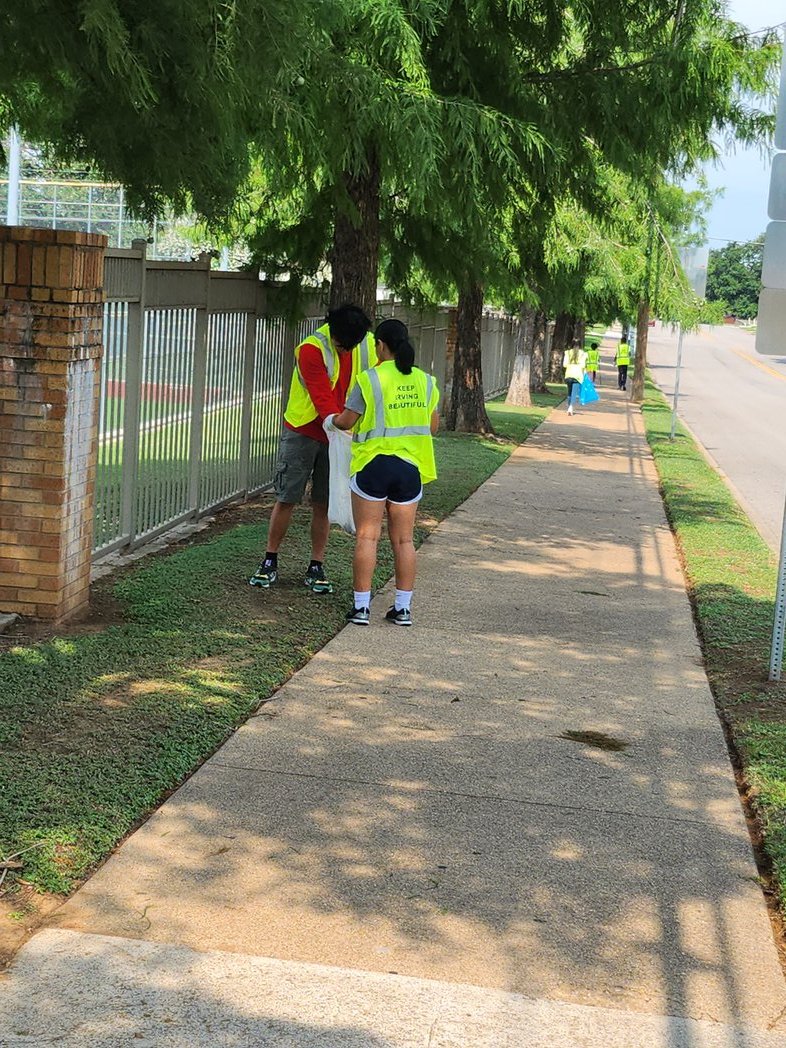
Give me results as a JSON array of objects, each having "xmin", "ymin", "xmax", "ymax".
[
  {"xmin": 1, "ymin": 0, "xmax": 780, "ymax": 427},
  {"xmin": 705, "ymin": 235, "xmax": 764, "ymax": 317}
]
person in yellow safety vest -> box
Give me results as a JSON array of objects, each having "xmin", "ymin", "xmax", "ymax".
[
  {"xmin": 562, "ymin": 341, "xmax": 588, "ymax": 416},
  {"xmin": 615, "ymin": 339, "xmax": 631, "ymax": 391},
  {"xmin": 328, "ymin": 318, "xmax": 440, "ymax": 628},
  {"xmin": 586, "ymin": 342, "xmax": 601, "ymax": 383},
  {"xmin": 249, "ymin": 304, "xmax": 374, "ymax": 594}
]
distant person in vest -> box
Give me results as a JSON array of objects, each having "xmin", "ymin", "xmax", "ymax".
[
  {"xmin": 562, "ymin": 341, "xmax": 587, "ymax": 416},
  {"xmin": 328, "ymin": 319, "xmax": 440, "ymax": 627},
  {"xmin": 586, "ymin": 341, "xmax": 601, "ymax": 383},
  {"xmin": 615, "ymin": 338, "xmax": 631, "ymax": 390},
  {"xmin": 249, "ymin": 304, "xmax": 374, "ymax": 594}
]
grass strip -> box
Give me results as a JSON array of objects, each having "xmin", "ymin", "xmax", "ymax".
[
  {"xmin": 0, "ymin": 391, "xmax": 560, "ymax": 898},
  {"xmin": 640, "ymin": 375, "xmax": 786, "ymax": 905}
]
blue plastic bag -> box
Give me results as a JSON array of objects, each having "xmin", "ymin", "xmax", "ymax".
[{"xmin": 579, "ymin": 374, "xmax": 599, "ymax": 405}]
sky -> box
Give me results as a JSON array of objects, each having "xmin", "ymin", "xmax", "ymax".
[{"xmin": 701, "ymin": 0, "xmax": 785, "ymax": 245}]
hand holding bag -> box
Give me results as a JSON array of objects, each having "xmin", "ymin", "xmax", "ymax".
[{"xmin": 323, "ymin": 416, "xmax": 355, "ymax": 535}]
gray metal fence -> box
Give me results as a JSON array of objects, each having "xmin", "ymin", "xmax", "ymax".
[{"xmin": 96, "ymin": 251, "xmax": 518, "ymax": 557}]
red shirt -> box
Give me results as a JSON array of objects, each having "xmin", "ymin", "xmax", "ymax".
[{"xmin": 285, "ymin": 342, "xmax": 354, "ymax": 443}]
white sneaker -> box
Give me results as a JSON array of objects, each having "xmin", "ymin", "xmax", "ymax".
[{"xmin": 567, "ymin": 405, "xmax": 573, "ymax": 415}]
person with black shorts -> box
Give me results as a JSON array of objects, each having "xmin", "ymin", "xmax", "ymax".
[{"xmin": 328, "ymin": 318, "xmax": 440, "ymax": 627}]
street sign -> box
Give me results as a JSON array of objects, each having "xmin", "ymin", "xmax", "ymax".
[
  {"xmin": 769, "ymin": 153, "xmax": 786, "ymax": 221},
  {"xmin": 777, "ymin": 47, "xmax": 786, "ymax": 150},
  {"xmin": 678, "ymin": 244, "xmax": 709, "ymax": 299},
  {"xmin": 758, "ymin": 46, "xmax": 786, "ymax": 356},
  {"xmin": 758, "ymin": 43, "xmax": 786, "ymax": 680},
  {"xmin": 756, "ymin": 289, "xmax": 786, "ymax": 353},
  {"xmin": 761, "ymin": 221, "xmax": 786, "ymax": 289}
]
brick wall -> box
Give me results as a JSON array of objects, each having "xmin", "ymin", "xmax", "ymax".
[{"xmin": 0, "ymin": 227, "xmax": 106, "ymax": 621}]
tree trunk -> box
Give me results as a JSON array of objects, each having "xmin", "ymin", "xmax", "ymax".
[
  {"xmin": 548, "ymin": 312, "xmax": 571, "ymax": 381},
  {"xmin": 329, "ymin": 147, "xmax": 381, "ymax": 321},
  {"xmin": 447, "ymin": 281, "xmax": 493, "ymax": 433},
  {"xmin": 631, "ymin": 298, "xmax": 649, "ymax": 403},
  {"xmin": 543, "ymin": 319, "xmax": 553, "ymax": 382},
  {"xmin": 506, "ymin": 304, "xmax": 535, "ymax": 407},
  {"xmin": 530, "ymin": 310, "xmax": 547, "ymax": 393},
  {"xmin": 574, "ymin": 317, "xmax": 586, "ymax": 348}
]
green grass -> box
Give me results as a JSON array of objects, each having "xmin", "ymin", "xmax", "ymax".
[
  {"xmin": 102, "ymin": 395, "xmax": 176, "ymax": 432},
  {"xmin": 1, "ymin": 391, "xmax": 560, "ymax": 897},
  {"xmin": 640, "ymin": 375, "xmax": 786, "ymax": 901}
]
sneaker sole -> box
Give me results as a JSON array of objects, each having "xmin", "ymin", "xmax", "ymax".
[
  {"xmin": 348, "ymin": 619, "xmax": 369, "ymax": 626},
  {"xmin": 249, "ymin": 579, "xmax": 274, "ymax": 589},
  {"xmin": 386, "ymin": 617, "xmax": 412, "ymax": 627},
  {"xmin": 304, "ymin": 581, "xmax": 334, "ymax": 594}
]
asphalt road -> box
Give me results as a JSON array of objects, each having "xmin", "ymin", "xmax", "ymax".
[{"xmin": 646, "ymin": 322, "xmax": 786, "ymax": 554}]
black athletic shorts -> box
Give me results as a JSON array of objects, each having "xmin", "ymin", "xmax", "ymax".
[{"xmin": 350, "ymin": 454, "xmax": 423, "ymax": 504}]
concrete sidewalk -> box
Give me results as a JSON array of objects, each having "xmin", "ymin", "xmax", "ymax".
[{"xmin": 2, "ymin": 383, "xmax": 786, "ymax": 1047}]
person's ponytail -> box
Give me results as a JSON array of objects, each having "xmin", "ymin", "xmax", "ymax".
[
  {"xmin": 374, "ymin": 317, "xmax": 416, "ymax": 373},
  {"xmin": 393, "ymin": 337, "xmax": 415, "ymax": 375}
]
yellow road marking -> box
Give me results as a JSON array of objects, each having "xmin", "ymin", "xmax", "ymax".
[{"xmin": 728, "ymin": 345, "xmax": 786, "ymax": 383}]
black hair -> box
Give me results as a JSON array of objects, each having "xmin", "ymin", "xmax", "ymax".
[
  {"xmin": 375, "ymin": 318, "xmax": 415, "ymax": 375},
  {"xmin": 326, "ymin": 304, "xmax": 372, "ymax": 349},
  {"xmin": 591, "ymin": 341, "xmax": 599, "ymax": 349}
]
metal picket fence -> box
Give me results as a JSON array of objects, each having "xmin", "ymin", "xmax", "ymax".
[{"xmin": 95, "ymin": 251, "xmax": 518, "ymax": 557}]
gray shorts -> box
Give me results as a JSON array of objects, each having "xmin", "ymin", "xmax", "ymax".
[{"xmin": 274, "ymin": 428, "xmax": 330, "ymax": 505}]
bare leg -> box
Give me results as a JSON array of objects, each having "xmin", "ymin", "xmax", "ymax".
[
  {"xmin": 311, "ymin": 501, "xmax": 330, "ymax": 562},
  {"xmin": 386, "ymin": 500, "xmax": 418, "ymax": 590},
  {"xmin": 351, "ymin": 493, "xmax": 386, "ymax": 591},
  {"xmin": 266, "ymin": 501, "xmax": 295, "ymax": 552}
]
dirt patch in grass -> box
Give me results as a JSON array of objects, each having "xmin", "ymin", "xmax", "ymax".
[{"xmin": 0, "ymin": 888, "xmax": 62, "ymax": 970}]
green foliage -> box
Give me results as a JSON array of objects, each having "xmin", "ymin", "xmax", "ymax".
[
  {"xmin": 0, "ymin": 0, "xmax": 313, "ymax": 218},
  {"xmin": 705, "ymin": 235, "xmax": 764, "ymax": 318},
  {"xmin": 698, "ymin": 297, "xmax": 728, "ymax": 325}
]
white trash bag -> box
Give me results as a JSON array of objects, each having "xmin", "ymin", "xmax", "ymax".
[{"xmin": 324, "ymin": 416, "xmax": 355, "ymax": 535}]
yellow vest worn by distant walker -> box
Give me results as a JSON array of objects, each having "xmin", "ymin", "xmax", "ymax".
[
  {"xmin": 284, "ymin": 323, "xmax": 376, "ymax": 428},
  {"xmin": 616, "ymin": 342, "xmax": 631, "ymax": 366},
  {"xmin": 586, "ymin": 348, "xmax": 600, "ymax": 369},
  {"xmin": 351, "ymin": 360, "xmax": 440, "ymax": 484}
]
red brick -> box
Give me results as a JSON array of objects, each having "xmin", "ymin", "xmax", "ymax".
[
  {"xmin": 3, "ymin": 243, "xmax": 17, "ymax": 284},
  {"xmin": 44, "ymin": 246, "xmax": 60, "ymax": 287},
  {"xmin": 16, "ymin": 243, "xmax": 32, "ymax": 285},
  {"xmin": 31, "ymin": 246, "xmax": 46, "ymax": 286}
]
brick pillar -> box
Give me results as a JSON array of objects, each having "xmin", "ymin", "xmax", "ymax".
[{"xmin": 0, "ymin": 227, "xmax": 106, "ymax": 622}]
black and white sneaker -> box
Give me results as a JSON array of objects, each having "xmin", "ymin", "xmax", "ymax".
[
  {"xmin": 385, "ymin": 606, "xmax": 412, "ymax": 627},
  {"xmin": 346, "ymin": 606, "xmax": 370, "ymax": 626},
  {"xmin": 304, "ymin": 563, "xmax": 334, "ymax": 594},
  {"xmin": 249, "ymin": 561, "xmax": 278, "ymax": 588}
]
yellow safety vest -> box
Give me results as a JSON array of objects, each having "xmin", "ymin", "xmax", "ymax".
[
  {"xmin": 586, "ymin": 349, "xmax": 600, "ymax": 369},
  {"xmin": 563, "ymin": 350, "xmax": 586, "ymax": 382},
  {"xmin": 616, "ymin": 343, "xmax": 631, "ymax": 366},
  {"xmin": 284, "ymin": 323, "xmax": 376, "ymax": 428},
  {"xmin": 351, "ymin": 360, "xmax": 440, "ymax": 484}
]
